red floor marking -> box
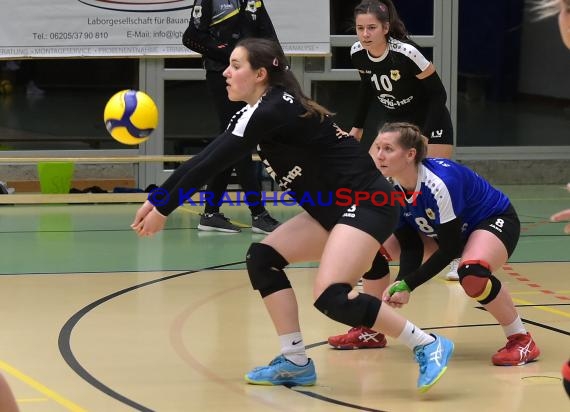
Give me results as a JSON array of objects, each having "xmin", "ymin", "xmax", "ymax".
[
  {"xmin": 501, "ymin": 265, "xmax": 567, "ymax": 300},
  {"xmin": 500, "ymin": 219, "xmax": 569, "ymax": 302}
]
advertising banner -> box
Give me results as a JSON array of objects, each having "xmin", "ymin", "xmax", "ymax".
[{"xmin": 0, "ymin": 0, "xmax": 330, "ymax": 58}]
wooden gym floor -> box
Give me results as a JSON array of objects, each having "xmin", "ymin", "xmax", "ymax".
[{"xmin": 0, "ymin": 184, "xmax": 569, "ymax": 411}]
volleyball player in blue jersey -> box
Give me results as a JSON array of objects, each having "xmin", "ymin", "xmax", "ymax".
[{"xmin": 369, "ymin": 122, "xmax": 540, "ymax": 366}]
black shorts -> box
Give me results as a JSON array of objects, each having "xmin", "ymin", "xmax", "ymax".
[
  {"xmin": 302, "ymin": 176, "xmax": 400, "ymax": 244},
  {"xmin": 471, "ymin": 204, "xmax": 520, "ymax": 257},
  {"xmin": 423, "ymin": 110, "xmax": 454, "ymax": 146},
  {"xmin": 387, "ymin": 110, "xmax": 454, "ymax": 146},
  {"xmin": 425, "ymin": 124, "xmax": 453, "ymax": 146}
]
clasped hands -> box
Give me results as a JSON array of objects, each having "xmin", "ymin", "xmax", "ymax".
[
  {"xmin": 131, "ymin": 200, "xmax": 167, "ymax": 237},
  {"xmin": 382, "ymin": 280, "xmax": 411, "ymax": 309}
]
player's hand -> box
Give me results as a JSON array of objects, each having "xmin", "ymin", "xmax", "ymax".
[
  {"xmin": 382, "ymin": 281, "xmax": 411, "ymax": 309},
  {"xmin": 551, "ymin": 209, "xmax": 570, "ymax": 234},
  {"xmin": 132, "ymin": 205, "xmax": 166, "ymax": 237},
  {"xmin": 131, "ymin": 200, "xmax": 154, "ymax": 228},
  {"xmin": 349, "ymin": 127, "xmax": 364, "ymax": 142},
  {"xmin": 550, "ymin": 183, "xmax": 570, "ymax": 234},
  {"xmin": 386, "ymin": 290, "xmax": 410, "ymax": 308}
]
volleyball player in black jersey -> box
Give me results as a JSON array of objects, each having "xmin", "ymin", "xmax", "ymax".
[
  {"xmin": 182, "ymin": 0, "xmax": 280, "ymax": 234},
  {"xmin": 349, "ymin": 0, "xmax": 453, "ymax": 159},
  {"xmin": 132, "ymin": 38, "xmax": 453, "ymax": 392}
]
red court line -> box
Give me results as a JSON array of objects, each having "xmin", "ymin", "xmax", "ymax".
[{"xmin": 501, "ymin": 219, "xmax": 569, "ymax": 302}]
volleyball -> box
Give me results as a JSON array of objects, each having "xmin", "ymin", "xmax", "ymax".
[{"xmin": 104, "ymin": 89, "xmax": 158, "ymax": 145}]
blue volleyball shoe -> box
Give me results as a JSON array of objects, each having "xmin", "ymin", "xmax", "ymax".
[
  {"xmin": 414, "ymin": 334, "xmax": 454, "ymax": 392},
  {"xmin": 245, "ymin": 355, "xmax": 317, "ymax": 386}
]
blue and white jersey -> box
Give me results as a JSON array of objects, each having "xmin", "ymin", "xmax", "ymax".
[{"xmin": 395, "ymin": 158, "xmax": 511, "ymax": 239}]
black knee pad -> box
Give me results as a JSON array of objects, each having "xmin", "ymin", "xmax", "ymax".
[
  {"xmin": 362, "ymin": 252, "xmax": 390, "ymax": 280},
  {"xmin": 458, "ymin": 260, "xmax": 501, "ymax": 305},
  {"xmin": 246, "ymin": 243, "xmax": 290, "ymax": 298},
  {"xmin": 314, "ymin": 283, "xmax": 381, "ymax": 328}
]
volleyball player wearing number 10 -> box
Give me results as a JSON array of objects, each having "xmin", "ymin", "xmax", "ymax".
[{"xmin": 328, "ymin": 0, "xmax": 457, "ymax": 350}]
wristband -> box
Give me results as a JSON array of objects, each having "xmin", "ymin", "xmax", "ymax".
[{"xmin": 388, "ymin": 280, "xmax": 411, "ymax": 296}]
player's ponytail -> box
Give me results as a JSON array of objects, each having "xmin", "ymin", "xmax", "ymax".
[
  {"xmin": 380, "ymin": 122, "xmax": 427, "ymax": 164},
  {"xmin": 237, "ymin": 38, "xmax": 333, "ymax": 121},
  {"xmin": 354, "ymin": 0, "xmax": 410, "ymax": 42}
]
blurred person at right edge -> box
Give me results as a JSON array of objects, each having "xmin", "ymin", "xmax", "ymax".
[
  {"xmin": 327, "ymin": 0, "xmax": 459, "ymax": 351},
  {"xmin": 534, "ymin": 0, "xmax": 570, "ymax": 398},
  {"xmin": 0, "ymin": 373, "xmax": 19, "ymax": 412}
]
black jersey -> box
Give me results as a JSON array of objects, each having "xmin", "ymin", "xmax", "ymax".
[
  {"xmin": 351, "ymin": 38, "xmax": 431, "ymax": 126},
  {"xmin": 183, "ymin": 0, "xmax": 279, "ymax": 72},
  {"xmin": 156, "ymin": 87, "xmax": 381, "ymax": 217},
  {"xmin": 351, "ymin": 38, "xmax": 453, "ymax": 145}
]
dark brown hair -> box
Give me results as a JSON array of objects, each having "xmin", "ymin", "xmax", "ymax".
[
  {"xmin": 236, "ymin": 38, "xmax": 333, "ymax": 120},
  {"xmin": 354, "ymin": 0, "xmax": 410, "ymax": 41}
]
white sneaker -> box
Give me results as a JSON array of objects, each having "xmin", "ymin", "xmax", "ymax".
[{"xmin": 445, "ymin": 258, "xmax": 460, "ymax": 281}]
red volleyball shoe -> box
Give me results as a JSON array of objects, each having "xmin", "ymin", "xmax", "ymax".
[
  {"xmin": 328, "ymin": 327, "xmax": 387, "ymax": 350},
  {"xmin": 491, "ymin": 333, "xmax": 540, "ymax": 366}
]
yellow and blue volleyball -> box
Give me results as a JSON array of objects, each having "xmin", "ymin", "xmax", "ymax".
[{"xmin": 104, "ymin": 89, "xmax": 158, "ymax": 145}]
